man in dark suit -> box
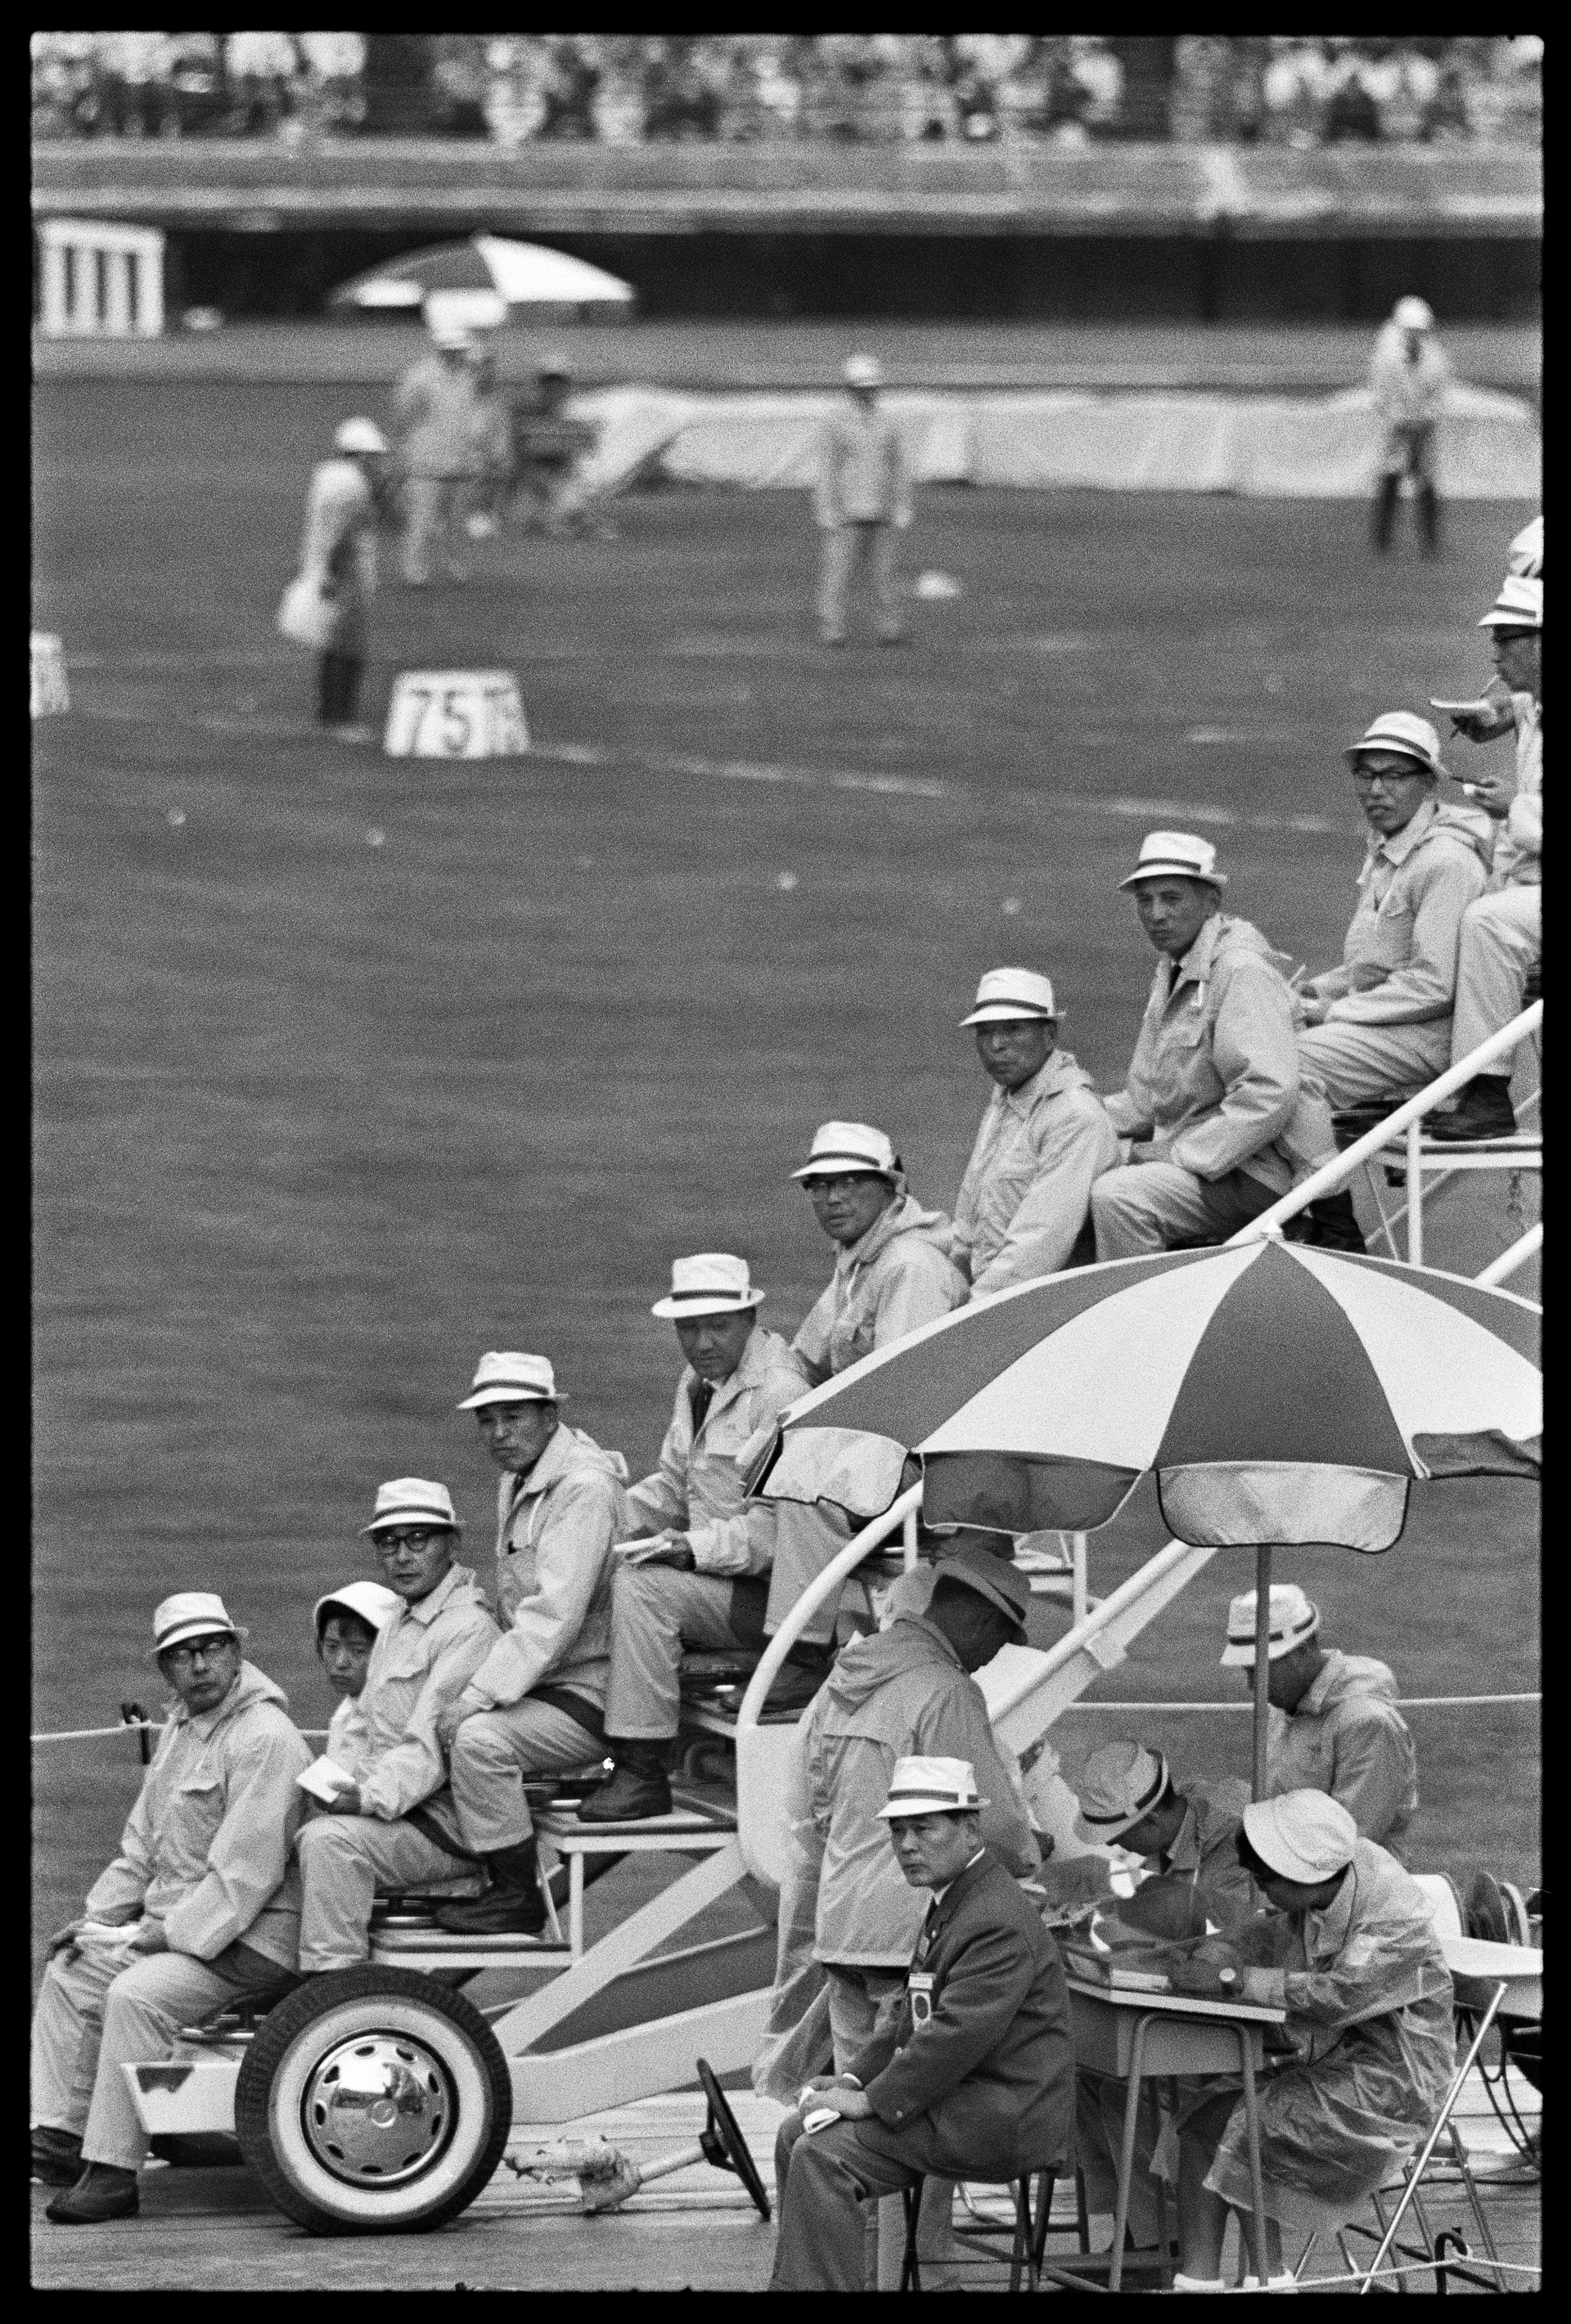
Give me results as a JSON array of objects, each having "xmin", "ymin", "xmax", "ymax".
[{"xmin": 769, "ymin": 1755, "xmax": 1074, "ymax": 2291}]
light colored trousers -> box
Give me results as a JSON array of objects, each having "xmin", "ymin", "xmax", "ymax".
[
  {"xmin": 295, "ymin": 1813, "xmax": 479, "ymax": 1973},
  {"xmin": 605, "ymin": 1513, "xmax": 846, "ymax": 1739},
  {"xmin": 1450, "ymin": 886, "xmax": 1541, "ymax": 1068},
  {"xmin": 1298, "ymin": 1018, "xmax": 1452, "ymax": 1120},
  {"xmin": 449, "ymin": 1697, "xmax": 605, "ymax": 1854},
  {"xmin": 826, "ymin": 1964, "xmax": 958, "ymax": 2284},
  {"xmin": 1092, "ymin": 1162, "xmax": 1277, "ymax": 1259},
  {"xmin": 817, "ymin": 520, "xmax": 902, "ymax": 642},
  {"xmin": 32, "ymin": 1939, "xmax": 295, "ymax": 2170},
  {"xmin": 401, "ymin": 474, "xmax": 472, "ymax": 584}
]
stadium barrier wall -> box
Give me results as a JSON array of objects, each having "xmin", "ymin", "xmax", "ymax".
[{"xmin": 574, "ymin": 381, "xmax": 1539, "ymax": 500}]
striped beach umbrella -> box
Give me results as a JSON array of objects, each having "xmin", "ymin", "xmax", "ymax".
[
  {"xmin": 757, "ymin": 1240, "xmax": 1539, "ymax": 1555},
  {"xmin": 329, "ymin": 236, "xmax": 636, "ymax": 319}
]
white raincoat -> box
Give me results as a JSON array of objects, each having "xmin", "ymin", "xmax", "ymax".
[
  {"xmin": 790, "ymin": 1192, "xmax": 966, "ymax": 1387},
  {"xmin": 952, "ymin": 1050, "xmax": 1119, "ymax": 1295}
]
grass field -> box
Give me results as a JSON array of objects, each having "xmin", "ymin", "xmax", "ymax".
[{"xmin": 32, "ymin": 376, "xmax": 1539, "ymax": 1971}]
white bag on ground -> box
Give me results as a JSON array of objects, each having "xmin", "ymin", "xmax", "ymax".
[{"xmin": 276, "ymin": 573, "xmax": 337, "ymax": 650}]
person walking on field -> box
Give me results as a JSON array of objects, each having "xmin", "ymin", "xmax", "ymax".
[
  {"xmin": 1369, "ymin": 295, "xmax": 1450, "ymax": 558},
  {"xmin": 815, "ymin": 353, "xmax": 912, "ymax": 647},
  {"xmin": 291, "ymin": 416, "xmax": 389, "ymax": 742},
  {"xmin": 393, "ymin": 321, "xmax": 488, "ymax": 586}
]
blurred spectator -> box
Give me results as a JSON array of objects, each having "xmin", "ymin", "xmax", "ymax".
[
  {"xmin": 754, "ymin": 39, "xmax": 807, "ymax": 140},
  {"xmin": 1261, "ymin": 38, "xmax": 1334, "ymax": 149},
  {"xmin": 898, "ymin": 37, "xmax": 959, "ymax": 142},
  {"xmin": 644, "ymin": 36, "xmax": 720, "ymax": 142},
  {"xmin": 98, "ymin": 32, "xmax": 177, "ymax": 139},
  {"xmin": 592, "ymin": 37, "xmax": 649, "ymax": 146},
  {"xmin": 539, "ymin": 36, "xmax": 600, "ymax": 141},
  {"xmin": 430, "ymin": 36, "xmax": 489, "ymax": 137},
  {"xmin": 482, "ymin": 38, "xmax": 548, "ymax": 151},
  {"xmin": 224, "ymin": 33, "xmax": 302, "ymax": 137},
  {"xmin": 31, "ymin": 33, "xmax": 98, "ymax": 139},
  {"xmin": 298, "ymin": 33, "xmax": 367, "ymax": 133},
  {"xmin": 167, "ymin": 34, "xmax": 226, "ymax": 137},
  {"xmin": 1321, "ymin": 47, "xmax": 1385, "ymax": 145}
]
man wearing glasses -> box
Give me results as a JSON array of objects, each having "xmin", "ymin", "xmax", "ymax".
[
  {"xmin": 32, "ymin": 1593, "xmax": 312, "ymax": 2223},
  {"xmin": 1292, "ymin": 711, "xmax": 1492, "ymax": 1243},
  {"xmin": 293, "ymin": 1478, "xmax": 500, "ymax": 1974}
]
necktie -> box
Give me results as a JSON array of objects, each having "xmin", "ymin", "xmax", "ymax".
[{"xmin": 689, "ymin": 1379, "xmax": 713, "ymax": 1436}]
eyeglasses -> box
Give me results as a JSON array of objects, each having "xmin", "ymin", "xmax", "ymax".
[
  {"xmin": 373, "ymin": 1527, "xmax": 446, "ymax": 1552},
  {"xmin": 159, "ymin": 1634, "xmax": 235, "ymax": 1668},
  {"xmin": 1351, "ymin": 767, "xmax": 1425, "ymax": 793}
]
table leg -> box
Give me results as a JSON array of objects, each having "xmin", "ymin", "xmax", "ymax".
[
  {"xmin": 569, "ymin": 1854, "xmax": 584, "ymax": 1959},
  {"xmin": 1236, "ymin": 2033, "xmax": 1267, "ymax": 2283},
  {"xmin": 1108, "ymin": 2015, "xmax": 1151, "ymax": 2295}
]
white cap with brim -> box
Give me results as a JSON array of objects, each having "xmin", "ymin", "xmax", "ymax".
[
  {"xmin": 152, "ymin": 1591, "xmax": 244, "ymax": 1658},
  {"xmin": 458, "ymin": 1351, "xmax": 560, "ymax": 1409},
  {"xmin": 876, "ymin": 1755, "xmax": 989, "ymax": 1820},
  {"xmin": 1393, "ymin": 296, "xmax": 1435, "ymax": 331},
  {"xmin": 1345, "ymin": 711, "xmax": 1448, "ymax": 783},
  {"xmin": 362, "ymin": 1477, "xmax": 463, "ymax": 1536},
  {"xmin": 961, "ymin": 967, "xmax": 1058, "ymax": 1027},
  {"xmin": 335, "ymin": 416, "xmax": 389, "ymax": 456},
  {"xmin": 651, "ymin": 1252, "xmax": 764, "ymax": 1320},
  {"xmin": 1073, "ymin": 1740, "xmax": 1171, "ymax": 1844},
  {"xmin": 792, "ymin": 1120, "xmax": 900, "ymax": 1181},
  {"xmin": 1220, "ymin": 1583, "xmax": 1320, "ymax": 1667},
  {"xmin": 1479, "ymin": 576, "xmax": 1542, "ymax": 632},
  {"xmin": 314, "ymin": 1580, "xmax": 403, "ymax": 1637},
  {"xmin": 1242, "ymin": 1791, "xmax": 1357, "ymax": 1883},
  {"xmin": 1119, "ymin": 831, "xmax": 1227, "ymax": 891},
  {"xmin": 844, "ymin": 353, "xmax": 885, "ymax": 388}
]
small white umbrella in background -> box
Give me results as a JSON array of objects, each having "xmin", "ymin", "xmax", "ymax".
[{"xmin": 328, "ymin": 235, "xmax": 637, "ymax": 324}]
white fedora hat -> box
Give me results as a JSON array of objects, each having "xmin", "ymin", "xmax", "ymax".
[
  {"xmin": 961, "ymin": 966, "xmax": 1058, "ymax": 1027},
  {"xmin": 651, "ymin": 1252, "xmax": 764, "ymax": 1320},
  {"xmin": 361, "ymin": 1477, "xmax": 463, "ymax": 1536},
  {"xmin": 334, "ymin": 416, "xmax": 388, "ymax": 456},
  {"xmin": 1220, "ymin": 1583, "xmax": 1319, "ymax": 1668},
  {"xmin": 458, "ymin": 1351, "xmax": 560, "ymax": 1410},
  {"xmin": 1119, "ymin": 830, "xmax": 1227, "ymax": 891},
  {"xmin": 876, "ymin": 1754, "xmax": 990, "ymax": 1821},
  {"xmin": 792, "ymin": 1120, "xmax": 900, "ymax": 1182},
  {"xmin": 1506, "ymin": 515, "xmax": 1542, "ymax": 580},
  {"xmin": 1393, "ymin": 295, "xmax": 1434, "ymax": 331},
  {"xmin": 314, "ymin": 1579, "xmax": 403, "ymax": 1637},
  {"xmin": 1345, "ymin": 711, "xmax": 1448, "ymax": 784},
  {"xmin": 1073, "ymin": 1740, "xmax": 1172, "ymax": 1844},
  {"xmin": 1243, "ymin": 1791, "xmax": 1357, "ymax": 1884},
  {"xmin": 151, "ymin": 1590, "xmax": 244, "ymax": 1658},
  {"xmin": 1479, "ymin": 575, "xmax": 1542, "ymax": 632}
]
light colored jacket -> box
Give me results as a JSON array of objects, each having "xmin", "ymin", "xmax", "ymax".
[
  {"xmin": 814, "ymin": 402, "xmax": 912, "ymax": 528},
  {"xmin": 1368, "ymin": 322, "xmax": 1451, "ymax": 428},
  {"xmin": 1308, "ymin": 797, "xmax": 1491, "ymax": 1027},
  {"xmin": 393, "ymin": 353, "xmax": 488, "ymax": 479},
  {"xmin": 625, "ymin": 1322, "xmax": 805, "ymax": 1578},
  {"xmin": 790, "ymin": 1193, "xmax": 966, "ymax": 1388},
  {"xmin": 798, "ymin": 1613, "xmax": 1040, "ymax": 1967},
  {"xmin": 1267, "ymin": 1649, "xmax": 1417, "ymax": 1862},
  {"xmin": 460, "ymin": 1424, "xmax": 629, "ymax": 1715},
  {"xmin": 355, "ymin": 1562, "xmax": 499, "ymax": 1824},
  {"xmin": 1490, "ymin": 695, "xmax": 1542, "ymax": 888},
  {"xmin": 324, "ymin": 1693, "xmax": 372, "ymax": 1782},
  {"xmin": 1154, "ymin": 1773, "xmax": 1257, "ymax": 1931},
  {"xmin": 953, "ymin": 1051, "xmax": 1121, "ymax": 1296},
  {"xmin": 1104, "ymin": 914, "xmax": 1301, "ymax": 1194},
  {"xmin": 84, "ymin": 1661, "xmax": 311, "ymax": 1971},
  {"xmin": 299, "ymin": 456, "xmax": 376, "ymax": 595}
]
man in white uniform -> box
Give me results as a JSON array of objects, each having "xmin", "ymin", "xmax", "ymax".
[
  {"xmin": 1368, "ymin": 294, "xmax": 1449, "ymax": 557},
  {"xmin": 393, "ymin": 321, "xmax": 488, "ymax": 587},
  {"xmin": 814, "ymin": 353, "xmax": 912, "ymax": 648},
  {"xmin": 295, "ymin": 416, "xmax": 388, "ymax": 741}
]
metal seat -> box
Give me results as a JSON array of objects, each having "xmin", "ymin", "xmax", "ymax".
[{"xmin": 899, "ymin": 2163, "xmax": 1090, "ymax": 2293}]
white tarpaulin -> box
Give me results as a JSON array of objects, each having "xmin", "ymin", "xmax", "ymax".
[{"xmin": 572, "ymin": 383, "xmax": 1538, "ymax": 502}]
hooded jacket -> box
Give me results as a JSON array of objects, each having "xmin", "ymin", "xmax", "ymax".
[
  {"xmin": 790, "ymin": 1192, "xmax": 966, "ymax": 1388},
  {"xmin": 626, "ymin": 1321, "xmax": 804, "ymax": 1578},
  {"xmin": 456, "ymin": 1424, "xmax": 629, "ymax": 1721},
  {"xmin": 83, "ymin": 1660, "xmax": 312, "ymax": 1970},
  {"xmin": 1489, "ymin": 695, "xmax": 1542, "ymax": 889},
  {"xmin": 1308, "ymin": 796, "xmax": 1492, "ymax": 1026},
  {"xmin": 798, "ymin": 1613, "xmax": 1039, "ymax": 1967},
  {"xmin": 1267, "ymin": 1649, "xmax": 1417, "ymax": 1863},
  {"xmin": 355, "ymin": 1561, "xmax": 499, "ymax": 1827},
  {"xmin": 1105, "ymin": 914, "xmax": 1300, "ymax": 1193},
  {"xmin": 953, "ymin": 1050, "xmax": 1120, "ymax": 1297}
]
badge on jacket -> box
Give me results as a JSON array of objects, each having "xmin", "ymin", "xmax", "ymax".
[{"xmin": 907, "ymin": 1969, "xmax": 935, "ymax": 2026}]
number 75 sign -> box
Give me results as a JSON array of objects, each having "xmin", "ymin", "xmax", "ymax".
[{"xmin": 383, "ymin": 670, "xmax": 530, "ymax": 759}]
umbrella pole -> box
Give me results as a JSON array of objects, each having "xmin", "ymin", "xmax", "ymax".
[{"xmin": 1252, "ymin": 1544, "xmax": 1272, "ymax": 1800}]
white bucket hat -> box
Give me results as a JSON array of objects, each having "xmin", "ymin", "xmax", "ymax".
[
  {"xmin": 1118, "ymin": 830, "xmax": 1227, "ymax": 891},
  {"xmin": 151, "ymin": 1591, "xmax": 244, "ymax": 1658},
  {"xmin": 844, "ymin": 352, "xmax": 885, "ymax": 389},
  {"xmin": 1243, "ymin": 1791, "xmax": 1357, "ymax": 1884},
  {"xmin": 792, "ymin": 1120, "xmax": 900, "ymax": 1182},
  {"xmin": 1393, "ymin": 295, "xmax": 1434, "ymax": 331},
  {"xmin": 651, "ymin": 1252, "xmax": 764, "ymax": 1319},
  {"xmin": 1220, "ymin": 1583, "xmax": 1320, "ymax": 1667},
  {"xmin": 876, "ymin": 1755, "xmax": 990, "ymax": 1821},
  {"xmin": 1506, "ymin": 515, "xmax": 1542, "ymax": 580},
  {"xmin": 1345, "ymin": 711, "xmax": 1448, "ymax": 783},
  {"xmin": 334, "ymin": 416, "xmax": 388, "ymax": 455},
  {"xmin": 1479, "ymin": 575, "xmax": 1542, "ymax": 632},
  {"xmin": 362, "ymin": 1477, "xmax": 463, "ymax": 1536},
  {"xmin": 961, "ymin": 967, "xmax": 1058, "ymax": 1027},
  {"xmin": 314, "ymin": 1579, "xmax": 402, "ymax": 1638},
  {"xmin": 1073, "ymin": 1740, "xmax": 1173, "ymax": 1844},
  {"xmin": 458, "ymin": 1351, "xmax": 560, "ymax": 1409}
]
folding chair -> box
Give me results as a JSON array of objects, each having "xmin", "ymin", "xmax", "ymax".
[{"xmin": 899, "ymin": 2162, "xmax": 1091, "ymax": 2293}]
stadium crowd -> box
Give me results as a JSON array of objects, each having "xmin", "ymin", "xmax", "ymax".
[{"xmin": 33, "ymin": 33, "xmax": 1543, "ymax": 149}]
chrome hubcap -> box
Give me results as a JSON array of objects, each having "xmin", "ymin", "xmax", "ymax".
[{"xmin": 299, "ymin": 2030, "xmax": 455, "ymax": 2185}]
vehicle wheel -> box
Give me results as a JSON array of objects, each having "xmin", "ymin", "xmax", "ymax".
[{"xmin": 233, "ymin": 1965, "xmax": 511, "ymax": 2234}]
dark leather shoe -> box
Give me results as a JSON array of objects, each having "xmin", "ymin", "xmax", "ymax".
[
  {"xmin": 1305, "ymin": 1192, "xmax": 1366, "ymax": 1252},
  {"xmin": 434, "ymin": 1841, "xmax": 548, "ymax": 1936},
  {"xmin": 31, "ymin": 2127, "xmax": 83, "ymax": 2187},
  {"xmin": 577, "ymin": 1762, "xmax": 673, "ymax": 1823},
  {"xmin": 45, "ymin": 2162, "xmax": 139, "ymax": 2223},
  {"xmin": 763, "ymin": 1652, "xmax": 833, "ymax": 1715},
  {"xmin": 1428, "ymin": 1079, "xmax": 1519, "ymax": 1144}
]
